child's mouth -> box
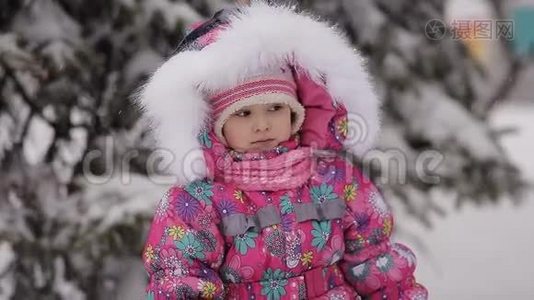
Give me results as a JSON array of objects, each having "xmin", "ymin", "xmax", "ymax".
[
  {"xmin": 252, "ymin": 139, "xmax": 274, "ymax": 147},
  {"xmin": 252, "ymin": 138, "xmax": 275, "ymax": 144}
]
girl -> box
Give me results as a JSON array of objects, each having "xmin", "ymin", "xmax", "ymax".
[{"xmin": 140, "ymin": 1, "xmax": 428, "ymax": 299}]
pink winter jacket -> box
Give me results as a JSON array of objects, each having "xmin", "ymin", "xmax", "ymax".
[
  {"xmin": 142, "ymin": 150, "xmax": 428, "ymax": 299},
  {"xmin": 141, "ymin": 74, "xmax": 427, "ymax": 299},
  {"xmin": 139, "ymin": 3, "xmax": 427, "ymax": 299}
]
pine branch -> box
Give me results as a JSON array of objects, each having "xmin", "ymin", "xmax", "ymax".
[{"xmin": 0, "ymin": 60, "xmax": 48, "ymax": 120}]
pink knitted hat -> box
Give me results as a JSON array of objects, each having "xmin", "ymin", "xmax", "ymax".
[{"xmin": 209, "ymin": 66, "xmax": 305, "ymax": 145}]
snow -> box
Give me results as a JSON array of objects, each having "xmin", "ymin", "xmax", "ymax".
[
  {"xmin": 398, "ymin": 82, "xmax": 502, "ymax": 161},
  {"xmin": 22, "ymin": 115, "xmax": 55, "ymax": 165},
  {"xmin": 70, "ymin": 107, "xmax": 91, "ymax": 126},
  {"xmin": 41, "ymin": 41, "xmax": 77, "ymax": 71},
  {"xmin": 104, "ymin": 257, "xmax": 146, "ymax": 300},
  {"xmin": 0, "ymin": 34, "xmax": 23, "ymax": 54},
  {"xmin": 76, "ymin": 173, "xmax": 168, "ymax": 234},
  {"xmin": 491, "ymin": 104, "xmax": 534, "ymax": 180},
  {"xmin": 0, "ymin": 242, "xmax": 15, "ymax": 300},
  {"xmin": 52, "ymin": 128, "xmax": 88, "ymax": 183},
  {"xmin": 204, "ymin": 0, "xmax": 234, "ymax": 14},
  {"xmin": 0, "ymin": 242, "xmax": 15, "ymax": 279},
  {"xmin": 0, "ymin": 114, "xmax": 15, "ymax": 162},
  {"xmin": 382, "ymin": 53, "xmax": 408, "ymax": 81},
  {"xmin": 62, "ymin": 128, "xmax": 87, "ymax": 165},
  {"xmin": 144, "ymin": 0, "xmax": 202, "ymax": 30},
  {"xmin": 394, "ymin": 28, "xmax": 423, "ymax": 67},
  {"xmin": 118, "ymin": 0, "xmax": 136, "ymax": 9},
  {"xmin": 12, "ymin": 0, "xmax": 81, "ymax": 46},
  {"xmin": 124, "ymin": 49, "xmax": 163, "ymax": 87},
  {"xmin": 397, "ymin": 102, "xmax": 534, "ymax": 300},
  {"xmin": 445, "ymin": 0, "xmax": 494, "ymax": 21},
  {"xmin": 341, "ymin": 0, "xmax": 386, "ymax": 46},
  {"xmin": 53, "ymin": 257, "xmax": 85, "ymax": 300},
  {"xmin": 15, "ymin": 73, "xmax": 40, "ymax": 101}
]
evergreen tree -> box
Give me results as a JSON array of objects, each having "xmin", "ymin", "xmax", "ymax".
[{"xmin": 0, "ymin": 0, "xmax": 230, "ymax": 298}]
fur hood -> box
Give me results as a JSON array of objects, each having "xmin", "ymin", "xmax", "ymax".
[{"xmin": 137, "ymin": 1, "xmax": 381, "ymax": 186}]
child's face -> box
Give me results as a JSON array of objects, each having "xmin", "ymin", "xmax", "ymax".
[{"xmin": 222, "ymin": 103, "xmax": 292, "ymax": 152}]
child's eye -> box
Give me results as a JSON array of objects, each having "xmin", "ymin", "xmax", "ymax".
[
  {"xmin": 234, "ymin": 110, "xmax": 250, "ymax": 117},
  {"xmin": 268, "ymin": 104, "xmax": 284, "ymax": 112}
]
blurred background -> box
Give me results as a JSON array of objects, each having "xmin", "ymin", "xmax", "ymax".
[{"xmin": 0, "ymin": 0, "xmax": 533, "ymax": 299}]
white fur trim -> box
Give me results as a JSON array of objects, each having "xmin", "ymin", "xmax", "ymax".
[
  {"xmin": 214, "ymin": 94, "xmax": 306, "ymax": 145},
  {"xmin": 137, "ymin": 0, "xmax": 381, "ymax": 185}
]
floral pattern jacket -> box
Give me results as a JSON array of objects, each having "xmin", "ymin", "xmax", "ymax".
[{"xmin": 143, "ymin": 138, "xmax": 427, "ymax": 300}]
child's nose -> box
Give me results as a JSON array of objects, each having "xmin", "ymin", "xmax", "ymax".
[{"xmin": 253, "ymin": 115, "xmax": 271, "ymax": 132}]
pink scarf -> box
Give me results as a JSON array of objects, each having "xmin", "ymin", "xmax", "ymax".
[{"xmin": 215, "ymin": 147, "xmax": 315, "ymax": 191}]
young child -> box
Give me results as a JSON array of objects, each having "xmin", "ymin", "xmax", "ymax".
[{"xmin": 140, "ymin": 2, "xmax": 428, "ymax": 299}]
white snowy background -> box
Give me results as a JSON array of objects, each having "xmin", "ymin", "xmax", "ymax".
[{"xmin": 398, "ymin": 68, "xmax": 534, "ymax": 300}]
